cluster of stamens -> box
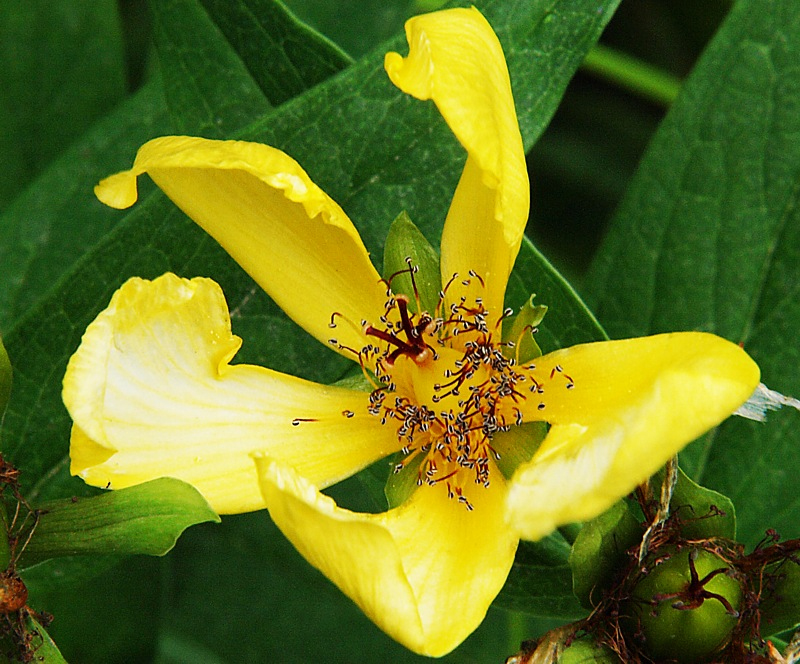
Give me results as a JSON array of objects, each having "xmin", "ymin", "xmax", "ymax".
[{"xmin": 325, "ymin": 263, "xmax": 573, "ymax": 510}]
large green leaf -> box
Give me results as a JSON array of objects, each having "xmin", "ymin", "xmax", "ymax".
[
  {"xmin": 584, "ymin": 0, "xmax": 800, "ymax": 548},
  {"xmin": 0, "ymin": 80, "xmax": 172, "ymax": 333},
  {"xmin": 28, "ymin": 556, "xmax": 162, "ymax": 663},
  {"xmin": 198, "ymin": 0, "xmax": 352, "ymax": 104},
  {"xmin": 495, "ymin": 536, "xmax": 585, "ymax": 619},
  {"xmin": 150, "ymin": 0, "xmax": 272, "ymax": 136},
  {"xmin": 21, "ymin": 478, "xmax": 219, "ymax": 565},
  {"xmin": 0, "ymin": 0, "xmax": 127, "ymax": 210},
  {"xmin": 153, "ymin": 512, "xmax": 560, "ymax": 663},
  {"xmin": 282, "ymin": 0, "xmax": 414, "ymax": 58}
]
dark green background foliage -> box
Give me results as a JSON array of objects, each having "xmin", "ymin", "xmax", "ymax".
[{"xmin": 1, "ymin": 0, "xmax": 799, "ymax": 661}]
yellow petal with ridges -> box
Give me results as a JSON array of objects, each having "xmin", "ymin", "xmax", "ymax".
[
  {"xmin": 63, "ymin": 274, "xmax": 401, "ymax": 514},
  {"xmin": 95, "ymin": 136, "xmax": 387, "ymax": 355},
  {"xmin": 255, "ymin": 456, "xmax": 518, "ymax": 657},
  {"xmin": 385, "ymin": 8, "xmax": 528, "ymax": 316},
  {"xmin": 507, "ymin": 332, "xmax": 760, "ymax": 540}
]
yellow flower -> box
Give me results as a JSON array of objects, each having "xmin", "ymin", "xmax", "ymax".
[{"xmin": 62, "ymin": 8, "xmax": 759, "ymax": 657}]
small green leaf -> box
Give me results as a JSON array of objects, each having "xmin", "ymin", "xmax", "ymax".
[
  {"xmin": 495, "ymin": 534, "xmax": 585, "ymax": 618},
  {"xmin": 661, "ymin": 466, "xmax": 736, "ymax": 541},
  {"xmin": 20, "ymin": 478, "xmax": 219, "ymax": 565},
  {"xmin": 760, "ymin": 558, "xmax": 800, "ymax": 636},
  {"xmin": 569, "ymin": 500, "xmax": 641, "ymax": 609},
  {"xmin": 382, "ymin": 211, "xmax": 441, "ymax": 314},
  {"xmin": 502, "ymin": 294, "xmax": 549, "ymax": 362},
  {"xmin": 19, "ymin": 613, "xmax": 68, "ymax": 664}
]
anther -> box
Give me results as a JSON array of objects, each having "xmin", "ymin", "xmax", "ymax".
[{"xmin": 291, "ymin": 418, "xmax": 318, "ymax": 426}]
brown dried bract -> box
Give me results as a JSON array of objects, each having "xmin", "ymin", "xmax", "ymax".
[{"xmin": 0, "ymin": 455, "xmax": 51, "ymax": 663}]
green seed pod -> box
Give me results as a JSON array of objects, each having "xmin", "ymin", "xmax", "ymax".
[{"xmin": 625, "ymin": 548, "xmax": 742, "ymax": 663}]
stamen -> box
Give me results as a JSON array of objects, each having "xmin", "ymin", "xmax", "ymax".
[
  {"xmin": 291, "ymin": 418, "xmax": 318, "ymax": 426},
  {"xmin": 353, "ymin": 268, "xmax": 561, "ymax": 510}
]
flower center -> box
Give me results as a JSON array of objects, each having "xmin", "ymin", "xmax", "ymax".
[{"xmin": 350, "ymin": 275, "xmax": 537, "ymax": 510}]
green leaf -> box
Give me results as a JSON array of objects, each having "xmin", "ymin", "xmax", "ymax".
[
  {"xmin": 0, "ymin": 612, "xmax": 68, "ymax": 664},
  {"xmin": 198, "ymin": 0, "xmax": 352, "ymax": 104},
  {"xmin": 281, "ymin": 0, "xmax": 413, "ymax": 58},
  {"xmin": 661, "ymin": 466, "xmax": 736, "ymax": 541},
  {"xmin": 20, "ymin": 478, "xmax": 219, "ymax": 565},
  {"xmin": 0, "ymin": 0, "xmax": 127, "ymax": 209},
  {"xmin": 584, "ymin": 0, "xmax": 800, "ymax": 548},
  {"xmin": 0, "ymin": 79, "xmax": 172, "ymax": 333},
  {"xmin": 569, "ymin": 500, "xmax": 641, "ymax": 609},
  {"xmin": 18, "ymin": 613, "xmax": 68, "ymax": 664},
  {"xmin": 760, "ymin": 558, "xmax": 800, "ymax": 636},
  {"xmin": 155, "ymin": 512, "xmax": 558, "ymax": 662},
  {"xmin": 150, "ymin": 0, "xmax": 271, "ymax": 136},
  {"xmin": 491, "ymin": 421, "xmax": 549, "ymax": 481},
  {"xmin": 25, "ymin": 556, "xmax": 162, "ymax": 662},
  {"xmin": 506, "ymin": 238, "xmax": 607, "ymax": 355},
  {"xmin": 494, "ymin": 535, "xmax": 585, "ymax": 619}
]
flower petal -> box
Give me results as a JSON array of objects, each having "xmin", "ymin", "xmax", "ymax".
[
  {"xmin": 385, "ymin": 8, "xmax": 528, "ymax": 316},
  {"xmin": 95, "ymin": 136, "xmax": 387, "ymax": 354},
  {"xmin": 255, "ymin": 456, "xmax": 518, "ymax": 656},
  {"xmin": 63, "ymin": 273, "xmax": 401, "ymax": 514},
  {"xmin": 508, "ymin": 332, "xmax": 760, "ymax": 541}
]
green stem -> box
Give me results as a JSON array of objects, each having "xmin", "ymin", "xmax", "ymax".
[
  {"xmin": 582, "ymin": 43, "xmax": 682, "ymax": 107},
  {"xmin": 0, "ymin": 502, "xmax": 11, "ymax": 570}
]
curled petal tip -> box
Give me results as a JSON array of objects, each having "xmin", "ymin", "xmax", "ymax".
[
  {"xmin": 384, "ymin": 33, "xmax": 434, "ymax": 101},
  {"xmin": 95, "ymin": 170, "xmax": 140, "ymax": 209}
]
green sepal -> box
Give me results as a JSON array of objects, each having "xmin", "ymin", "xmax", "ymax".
[
  {"xmin": 491, "ymin": 421, "xmax": 548, "ymax": 480},
  {"xmin": 0, "ymin": 334, "xmax": 11, "ymax": 422},
  {"xmin": 20, "ymin": 478, "xmax": 220, "ymax": 566},
  {"xmin": 569, "ymin": 499, "xmax": 642, "ymax": 608},
  {"xmin": 331, "ymin": 371, "xmax": 373, "ymax": 393},
  {"xmin": 382, "ymin": 211, "xmax": 441, "ymax": 314},
  {"xmin": 384, "ymin": 452, "xmax": 425, "ymax": 510},
  {"xmin": 656, "ymin": 466, "xmax": 736, "ymax": 540},
  {"xmin": 759, "ymin": 558, "xmax": 800, "ymax": 636},
  {"xmin": 501, "ymin": 295, "xmax": 548, "ymax": 363}
]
